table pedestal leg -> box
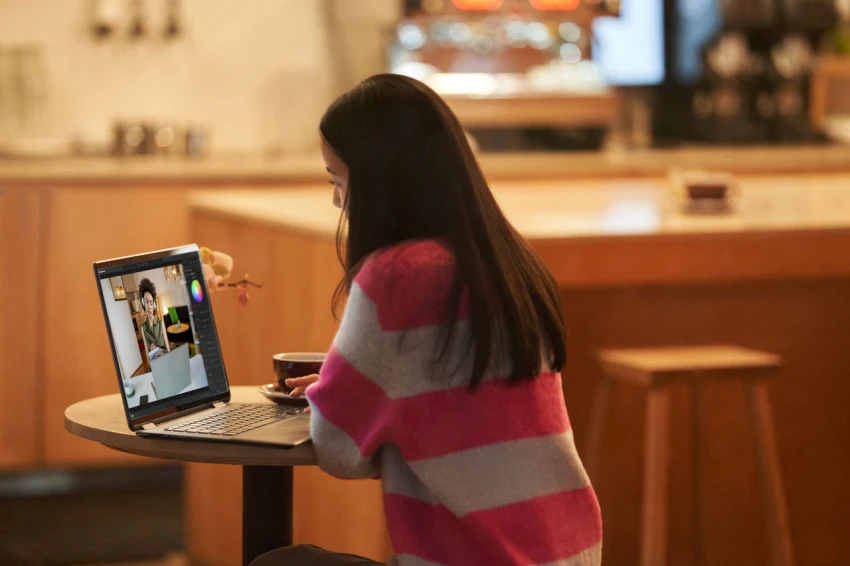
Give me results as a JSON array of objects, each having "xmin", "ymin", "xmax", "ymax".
[{"xmin": 242, "ymin": 465, "xmax": 293, "ymax": 566}]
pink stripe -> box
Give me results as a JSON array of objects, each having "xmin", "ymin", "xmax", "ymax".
[
  {"xmin": 395, "ymin": 371, "xmax": 570, "ymax": 461},
  {"xmin": 385, "ymin": 486, "xmax": 603, "ymax": 566},
  {"xmin": 309, "ymin": 348, "xmax": 392, "ymax": 457},
  {"xmin": 310, "ymin": 354, "xmax": 570, "ymax": 461},
  {"xmin": 355, "ymin": 240, "xmax": 470, "ymax": 330}
]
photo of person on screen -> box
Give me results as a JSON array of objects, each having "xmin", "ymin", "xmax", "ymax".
[{"xmin": 138, "ymin": 277, "xmax": 171, "ymax": 358}]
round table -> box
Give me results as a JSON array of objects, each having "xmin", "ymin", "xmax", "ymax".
[
  {"xmin": 167, "ymin": 323, "xmax": 190, "ymax": 334},
  {"xmin": 65, "ymin": 386, "xmax": 317, "ymax": 565}
]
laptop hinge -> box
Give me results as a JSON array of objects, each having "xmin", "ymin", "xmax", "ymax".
[
  {"xmin": 213, "ymin": 401, "xmax": 226, "ymax": 408},
  {"xmin": 138, "ymin": 400, "xmax": 221, "ymax": 430}
]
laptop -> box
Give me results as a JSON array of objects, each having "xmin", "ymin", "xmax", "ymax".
[
  {"xmin": 150, "ymin": 343, "xmax": 192, "ymax": 399},
  {"xmin": 94, "ymin": 244, "xmax": 312, "ymax": 446}
]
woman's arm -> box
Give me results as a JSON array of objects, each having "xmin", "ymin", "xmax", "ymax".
[
  {"xmin": 306, "ymin": 283, "xmax": 391, "ymax": 480},
  {"xmin": 306, "ymin": 241, "xmax": 456, "ymax": 480},
  {"xmin": 140, "ymin": 320, "xmax": 153, "ymax": 352}
]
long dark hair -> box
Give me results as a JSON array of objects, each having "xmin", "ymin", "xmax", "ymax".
[{"xmin": 320, "ymin": 74, "xmax": 565, "ymax": 388}]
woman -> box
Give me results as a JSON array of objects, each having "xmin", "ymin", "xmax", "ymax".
[
  {"xmin": 255, "ymin": 74, "xmax": 602, "ymax": 566},
  {"xmin": 139, "ymin": 277, "xmax": 170, "ymax": 357}
]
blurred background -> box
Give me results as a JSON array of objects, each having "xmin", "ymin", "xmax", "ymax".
[{"xmin": 2, "ymin": 0, "xmax": 850, "ymax": 565}]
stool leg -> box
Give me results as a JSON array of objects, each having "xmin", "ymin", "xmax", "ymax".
[
  {"xmin": 691, "ymin": 384, "xmax": 703, "ymax": 566},
  {"xmin": 583, "ymin": 376, "xmax": 611, "ymax": 478},
  {"xmin": 641, "ymin": 387, "xmax": 671, "ymax": 566},
  {"xmin": 746, "ymin": 381, "xmax": 796, "ymax": 566}
]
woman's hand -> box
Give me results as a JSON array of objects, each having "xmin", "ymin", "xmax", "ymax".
[{"xmin": 285, "ymin": 374, "xmax": 319, "ymax": 398}]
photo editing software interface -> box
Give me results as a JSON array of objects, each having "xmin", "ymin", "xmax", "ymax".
[{"xmin": 97, "ymin": 251, "xmax": 228, "ymax": 420}]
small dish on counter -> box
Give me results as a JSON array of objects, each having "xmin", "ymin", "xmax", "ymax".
[
  {"xmin": 669, "ymin": 169, "xmax": 740, "ymax": 215},
  {"xmin": 257, "ymin": 383, "xmax": 309, "ymax": 406}
]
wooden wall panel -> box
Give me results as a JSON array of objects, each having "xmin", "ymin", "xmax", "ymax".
[
  {"xmin": 563, "ymin": 280, "xmax": 850, "ymax": 566},
  {"xmin": 42, "ymin": 187, "xmax": 190, "ymax": 467},
  {"xmin": 0, "ymin": 190, "xmax": 41, "ymax": 469}
]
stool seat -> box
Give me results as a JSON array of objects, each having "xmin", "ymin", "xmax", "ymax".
[
  {"xmin": 599, "ymin": 345, "xmax": 782, "ymax": 386},
  {"xmin": 586, "ymin": 344, "xmax": 794, "ymax": 566}
]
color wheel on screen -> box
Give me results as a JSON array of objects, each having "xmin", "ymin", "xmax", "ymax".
[{"xmin": 191, "ymin": 280, "xmax": 203, "ymax": 303}]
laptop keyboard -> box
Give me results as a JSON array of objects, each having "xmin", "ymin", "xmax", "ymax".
[{"xmin": 164, "ymin": 404, "xmax": 303, "ymax": 437}]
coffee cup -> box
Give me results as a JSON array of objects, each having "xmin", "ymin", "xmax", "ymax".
[{"xmin": 273, "ymin": 352, "xmax": 325, "ymax": 394}]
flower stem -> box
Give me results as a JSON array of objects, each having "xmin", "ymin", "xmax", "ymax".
[{"xmin": 221, "ymin": 279, "xmax": 264, "ymax": 289}]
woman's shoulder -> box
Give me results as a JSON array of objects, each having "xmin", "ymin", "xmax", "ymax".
[
  {"xmin": 367, "ymin": 238, "xmax": 454, "ymax": 270},
  {"xmin": 357, "ymin": 239, "xmax": 455, "ymax": 289},
  {"xmin": 353, "ymin": 239, "xmax": 459, "ymax": 325}
]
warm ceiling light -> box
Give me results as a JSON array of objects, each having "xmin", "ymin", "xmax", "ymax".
[
  {"xmin": 530, "ymin": 0, "xmax": 581, "ymax": 10},
  {"xmin": 452, "ymin": 0, "xmax": 504, "ymax": 10}
]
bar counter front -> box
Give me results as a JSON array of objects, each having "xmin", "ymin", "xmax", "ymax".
[{"xmin": 183, "ymin": 174, "xmax": 850, "ymax": 565}]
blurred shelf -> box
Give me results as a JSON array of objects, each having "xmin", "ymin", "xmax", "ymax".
[
  {"xmin": 2, "ymin": 144, "xmax": 850, "ymax": 188},
  {"xmin": 443, "ymin": 92, "xmax": 618, "ymax": 128}
]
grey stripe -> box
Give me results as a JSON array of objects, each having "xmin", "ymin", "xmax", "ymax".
[
  {"xmin": 382, "ymin": 444, "xmax": 441, "ymax": 505},
  {"xmin": 309, "ymin": 405, "xmax": 380, "ymax": 479},
  {"xmin": 335, "ymin": 283, "xmax": 513, "ymax": 399},
  {"xmin": 408, "ymin": 430, "xmax": 589, "ymax": 516},
  {"xmin": 390, "ymin": 555, "xmax": 448, "ymax": 566},
  {"xmin": 538, "ymin": 542, "xmax": 602, "ymax": 566}
]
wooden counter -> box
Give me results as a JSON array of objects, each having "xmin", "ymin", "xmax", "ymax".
[
  {"xmin": 188, "ymin": 175, "xmax": 850, "ymax": 565},
  {"xmin": 193, "ymin": 174, "xmax": 850, "ymax": 285},
  {"xmin": 0, "ymin": 154, "xmax": 327, "ymax": 187},
  {"xmin": 443, "ymin": 92, "xmax": 619, "ymax": 128},
  {"xmin": 2, "ymin": 144, "xmax": 850, "ymax": 187}
]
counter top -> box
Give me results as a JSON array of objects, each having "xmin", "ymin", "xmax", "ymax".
[
  {"xmin": 0, "ymin": 153, "xmax": 328, "ymax": 187},
  {"xmin": 191, "ymin": 174, "xmax": 850, "ymax": 287},
  {"xmin": 190, "ymin": 174, "xmax": 850, "ymax": 242},
  {"xmin": 2, "ymin": 145, "xmax": 850, "ymax": 187}
]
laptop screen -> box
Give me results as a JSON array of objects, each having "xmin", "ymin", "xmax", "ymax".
[{"xmin": 95, "ymin": 245, "xmax": 229, "ymax": 426}]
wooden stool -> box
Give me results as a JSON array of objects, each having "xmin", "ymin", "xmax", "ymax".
[{"xmin": 584, "ymin": 345, "xmax": 795, "ymax": 566}]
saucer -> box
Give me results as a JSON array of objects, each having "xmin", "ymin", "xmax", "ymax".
[{"xmin": 257, "ymin": 383, "xmax": 308, "ymax": 406}]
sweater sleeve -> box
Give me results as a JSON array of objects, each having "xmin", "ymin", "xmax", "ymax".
[
  {"xmin": 307, "ymin": 320, "xmax": 384, "ymax": 479},
  {"xmin": 305, "ymin": 241, "xmax": 457, "ymax": 480},
  {"xmin": 307, "ymin": 274, "xmax": 391, "ymax": 479}
]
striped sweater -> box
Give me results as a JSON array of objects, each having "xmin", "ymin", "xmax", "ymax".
[{"xmin": 306, "ymin": 239, "xmax": 602, "ymax": 566}]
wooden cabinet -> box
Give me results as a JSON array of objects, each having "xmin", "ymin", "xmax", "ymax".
[
  {"xmin": 0, "ymin": 185, "xmax": 195, "ymax": 469},
  {"xmin": 0, "ymin": 183, "xmax": 319, "ymax": 471},
  {"xmin": 0, "ymin": 190, "xmax": 41, "ymax": 470},
  {"xmin": 39, "ymin": 187, "xmax": 191, "ymax": 467}
]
